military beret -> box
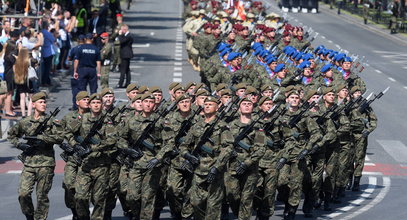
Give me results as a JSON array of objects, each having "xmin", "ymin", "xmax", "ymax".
[
  {"xmin": 336, "ymin": 84, "xmax": 347, "ymax": 93},
  {"xmin": 227, "ymin": 52, "xmax": 242, "ymax": 61},
  {"xmin": 212, "ymin": 24, "xmax": 220, "ymax": 29},
  {"xmin": 32, "ymin": 92, "xmax": 47, "ymax": 102},
  {"xmin": 217, "ymin": 42, "xmax": 230, "ymax": 52},
  {"xmin": 131, "ymin": 94, "xmax": 142, "ymax": 103},
  {"xmin": 138, "ymin": 85, "xmax": 149, "ymax": 94},
  {"xmin": 245, "ymin": 86, "xmax": 258, "ymax": 95},
  {"xmin": 176, "ymin": 94, "xmax": 190, "ymax": 102},
  {"xmin": 76, "ymin": 91, "xmax": 89, "ymax": 101},
  {"xmin": 169, "ymin": 82, "xmax": 180, "ymax": 90},
  {"xmin": 320, "ymin": 63, "xmax": 333, "ymax": 73},
  {"xmin": 149, "ymin": 86, "xmax": 162, "ymax": 93},
  {"xmin": 89, "ymin": 93, "xmax": 102, "ymax": 102},
  {"xmin": 350, "ymin": 86, "xmax": 361, "ymax": 94},
  {"xmin": 238, "ymin": 97, "xmax": 252, "ymax": 106},
  {"xmin": 286, "ymin": 90, "xmax": 300, "ymax": 97},
  {"xmin": 204, "ymin": 96, "xmax": 219, "ymax": 104},
  {"xmin": 274, "ymin": 63, "xmax": 286, "ymax": 73},
  {"xmin": 235, "ymin": 83, "xmax": 247, "ymax": 90},
  {"xmin": 252, "ymin": 42, "xmax": 263, "ymax": 50},
  {"xmin": 303, "ymin": 89, "xmax": 319, "ymax": 101},
  {"xmin": 190, "ymin": 0, "xmax": 198, "ymax": 5},
  {"xmin": 194, "ymin": 83, "xmax": 208, "ymax": 92},
  {"xmin": 258, "ymin": 96, "xmax": 272, "ymax": 106},
  {"xmin": 295, "ymin": 52, "xmax": 303, "ymax": 61},
  {"xmin": 215, "ymin": 83, "xmax": 227, "ymax": 91},
  {"xmin": 322, "ymin": 49, "xmax": 332, "ymax": 56},
  {"xmin": 185, "ymin": 82, "xmax": 196, "ymax": 91},
  {"xmin": 322, "ymin": 87, "xmax": 335, "ymax": 95},
  {"xmin": 285, "ymin": 85, "xmax": 298, "ymax": 94},
  {"xmin": 220, "ymin": 48, "xmax": 232, "ymax": 57},
  {"xmin": 126, "ymin": 83, "xmax": 139, "ymax": 93},
  {"xmin": 173, "ymin": 85, "xmax": 185, "ymax": 93},
  {"xmin": 100, "ymin": 87, "xmax": 114, "ymax": 97},
  {"xmin": 116, "ymin": 13, "xmax": 123, "ymax": 17},
  {"xmin": 334, "ymin": 53, "xmax": 346, "ymax": 62},
  {"xmin": 261, "ymin": 84, "xmax": 273, "ymax": 92},
  {"xmin": 282, "ymin": 31, "xmax": 290, "ymax": 37},
  {"xmin": 299, "ymin": 61, "xmax": 311, "ymax": 69},
  {"xmin": 266, "ymin": 56, "xmax": 277, "ymax": 65},
  {"xmin": 203, "ymin": 23, "xmax": 212, "ymax": 29},
  {"xmin": 344, "ymin": 56, "xmax": 353, "ymax": 62},
  {"xmin": 100, "ymin": 32, "xmax": 109, "ymax": 38},
  {"xmin": 141, "ymin": 92, "xmax": 155, "ymax": 101},
  {"xmin": 195, "ymin": 89, "xmax": 210, "ymax": 97},
  {"xmin": 220, "ymin": 89, "xmax": 232, "ymax": 96}
]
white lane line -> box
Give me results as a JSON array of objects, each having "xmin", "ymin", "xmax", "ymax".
[
  {"xmin": 173, "ymin": 72, "xmax": 182, "ymax": 77},
  {"xmin": 362, "ymin": 171, "xmax": 382, "ymax": 176},
  {"xmin": 377, "ymin": 140, "xmax": 407, "ymax": 163},
  {"xmin": 324, "ymin": 176, "xmax": 377, "ymax": 219},
  {"xmin": 364, "ymin": 162, "xmax": 376, "ymax": 166},
  {"xmin": 174, "ymin": 62, "xmax": 182, "ymax": 66},
  {"xmin": 403, "ymin": 66, "xmax": 407, "ymax": 69},
  {"xmin": 175, "ymin": 54, "xmax": 183, "ymax": 58},
  {"xmin": 174, "ymin": 67, "xmax": 182, "ymax": 71},
  {"xmin": 132, "ymin": 43, "xmax": 150, "ymax": 48},
  {"xmin": 173, "ymin": 78, "xmax": 182, "ymax": 82},
  {"xmin": 335, "ymin": 44, "xmax": 341, "ymax": 49},
  {"xmin": 150, "ymin": 32, "xmax": 155, "ymax": 36},
  {"xmin": 175, "ymin": 45, "xmax": 183, "ymax": 49},
  {"xmin": 388, "ymin": 77, "xmax": 396, "ymax": 82},
  {"xmin": 7, "ymin": 170, "xmax": 22, "ymax": 174},
  {"xmin": 176, "ymin": 42, "xmax": 183, "ymax": 46},
  {"xmin": 365, "ymin": 155, "xmax": 371, "ymax": 161},
  {"xmin": 327, "ymin": 40, "xmax": 333, "ymax": 43},
  {"xmin": 175, "ymin": 49, "xmax": 183, "ymax": 53},
  {"xmin": 342, "ymin": 177, "xmax": 391, "ymax": 220},
  {"xmin": 321, "ymin": 35, "xmax": 326, "ymax": 39},
  {"xmin": 404, "ymin": 86, "xmax": 407, "ymax": 90},
  {"xmin": 175, "ymin": 57, "xmax": 182, "ymax": 61},
  {"xmin": 130, "ymin": 65, "xmax": 143, "ymax": 69},
  {"xmin": 375, "ymin": 69, "xmax": 382, "ymax": 74}
]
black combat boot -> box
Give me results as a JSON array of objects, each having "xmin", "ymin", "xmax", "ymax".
[
  {"xmin": 287, "ymin": 205, "xmax": 298, "ymax": 220},
  {"xmin": 25, "ymin": 215, "xmax": 34, "ymax": 220},
  {"xmin": 221, "ymin": 203, "xmax": 230, "ymax": 220},
  {"xmin": 332, "ymin": 188, "xmax": 341, "ymax": 204},
  {"xmin": 71, "ymin": 208, "xmax": 79, "ymax": 220},
  {"xmin": 103, "ymin": 210, "xmax": 112, "ymax": 220},
  {"xmin": 302, "ymin": 192, "xmax": 313, "ymax": 218},
  {"xmin": 346, "ymin": 176, "xmax": 353, "ymax": 190},
  {"xmin": 323, "ymin": 193, "xmax": 332, "ymax": 211},
  {"xmin": 352, "ymin": 176, "xmax": 361, "ymax": 191}
]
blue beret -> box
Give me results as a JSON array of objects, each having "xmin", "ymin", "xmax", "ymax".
[
  {"xmin": 314, "ymin": 45, "xmax": 325, "ymax": 53},
  {"xmin": 260, "ymin": 50, "xmax": 269, "ymax": 58},
  {"xmin": 344, "ymin": 56, "xmax": 353, "ymax": 62},
  {"xmin": 265, "ymin": 55, "xmax": 277, "ymax": 64},
  {"xmin": 254, "ymin": 48, "xmax": 263, "ymax": 56},
  {"xmin": 227, "ymin": 52, "xmax": 242, "ymax": 61},
  {"xmin": 322, "ymin": 49, "xmax": 332, "ymax": 56},
  {"xmin": 220, "ymin": 48, "xmax": 232, "ymax": 57},
  {"xmin": 334, "ymin": 53, "xmax": 346, "ymax": 62},
  {"xmin": 217, "ymin": 43, "xmax": 231, "ymax": 52},
  {"xmin": 302, "ymin": 53, "xmax": 314, "ymax": 61},
  {"xmin": 283, "ymin": 46, "xmax": 293, "ymax": 54},
  {"xmin": 295, "ymin": 52, "xmax": 303, "ymax": 61},
  {"xmin": 328, "ymin": 51, "xmax": 338, "ymax": 59},
  {"xmin": 299, "ymin": 61, "xmax": 311, "ymax": 69},
  {"xmin": 274, "ymin": 63, "xmax": 286, "ymax": 72},
  {"xmin": 321, "ymin": 63, "xmax": 333, "ymax": 73},
  {"xmin": 317, "ymin": 49, "xmax": 325, "ymax": 55}
]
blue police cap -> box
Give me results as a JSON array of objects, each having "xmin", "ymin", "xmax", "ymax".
[
  {"xmin": 85, "ymin": 33, "xmax": 93, "ymax": 39},
  {"xmin": 78, "ymin": 34, "xmax": 86, "ymax": 40},
  {"xmin": 299, "ymin": 61, "xmax": 311, "ymax": 69},
  {"xmin": 344, "ymin": 57, "xmax": 353, "ymax": 62},
  {"xmin": 274, "ymin": 63, "xmax": 285, "ymax": 72},
  {"xmin": 227, "ymin": 52, "xmax": 242, "ymax": 61},
  {"xmin": 321, "ymin": 63, "xmax": 333, "ymax": 73}
]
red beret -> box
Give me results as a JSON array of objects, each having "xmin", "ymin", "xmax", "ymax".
[
  {"xmin": 255, "ymin": 24, "xmax": 266, "ymax": 30},
  {"xmin": 283, "ymin": 31, "xmax": 290, "ymax": 37},
  {"xmin": 203, "ymin": 23, "xmax": 213, "ymax": 29},
  {"xmin": 212, "ymin": 24, "xmax": 220, "ymax": 29},
  {"xmin": 285, "ymin": 24, "xmax": 293, "ymax": 31},
  {"xmin": 243, "ymin": 26, "xmax": 249, "ymax": 30},
  {"xmin": 116, "ymin": 13, "xmax": 123, "ymax": 17},
  {"xmin": 190, "ymin": 0, "xmax": 198, "ymax": 5},
  {"xmin": 233, "ymin": 24, "xmax": 244, "ymax": 31},
  {"xmin": 297, "ymin": 26, "xmax": 303, "ymax": 31},
  {"xmin": 100, "ymin": 32, "xmax": 109, "ymax": 38}
]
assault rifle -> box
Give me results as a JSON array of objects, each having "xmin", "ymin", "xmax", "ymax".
[
  {"xmin": 288, "ymin": 96, "xmax": 322, "ymax": 127},
  {"xmin": 359, "ymin": 87, "xmax": 389, "ymax": 114}
]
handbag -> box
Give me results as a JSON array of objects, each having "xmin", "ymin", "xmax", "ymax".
[
  {"xmin": 28, "ymin": 66, "xmax": 38, "ymax": 80},
  {"xmin": 0, "ymin": 80, "xmax": 7, "ymax": 95}
]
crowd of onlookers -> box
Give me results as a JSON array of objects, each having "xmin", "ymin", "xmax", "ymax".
[{"xmin": 0, "ymin": 0, "xmax": 123, "ymax": 122}]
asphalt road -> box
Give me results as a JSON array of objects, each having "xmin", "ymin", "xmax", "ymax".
[{"xmin": 1, "ymin": 0, "xmax": 406, "ymax": 219}]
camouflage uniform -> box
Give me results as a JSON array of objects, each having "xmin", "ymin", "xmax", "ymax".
[
  {"xmin": 73, "ymin": 112, "xmax": 117, "ymax": 220},
  {"xmin": 118, "ymin": 113, "xmax": 172, "ymax": 219},
  {"xmin": 110, "ymin": 23, "xmax": 123, "ymax": 71},
  {"xmin": 226, "ymin": 118, "xmax": 265, "ymax": 219},
  {"xmin": 60, "ymin": 110, "xmax": 84, "ymax": 216},
  {"xmin": 100, "ymin": 42, "xmax": 113, "ymax": 89},
  {"xmin": 8, "ymin": 114, "xmax": 63, "ymax": 220},
  {"xmin": 180, "ymin": 118, "xmax": 234, "ymax": 220}
]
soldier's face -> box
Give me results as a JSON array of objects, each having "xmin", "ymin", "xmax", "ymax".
[
  {"xmin": 268, "ymin": 32, "xmax": 276, "ymax": 37},
  {"xmin": 236, "ymin": 89, "xmax": 246, "ymax": 98},
  {"xmin": 325, "ymin": 69, "xmax": 333, "ymax": 78},
  {"xmin": 178, "ymin": 99, "xmax": 191, "ymax": 113},
  {"xmin": 240, "ymin": 101, "xmax": 253, "ymax": 114},
  {"xmin": 228, "ymin": 32, "xmax": 236, "ymax": 40},
  {"xmin": 153, "ymin": 92, "xmax": 163, "ymax": 104},
  {"xmin": 142, "ymin": 99, "xmax": 155, "ymax": 113},
  {"xmin": 338, "ymin": 88, "xmax": 349, "ymax": 99},
  {"xmin": 213, "ymin": 28, "xmax": 221, "ymax": 35},
  {"xmin": 260, "ymin": 100, "xmax": 273, "ymax": 112},
  {"xmin": 352, "ymin": 91, "xmax": 362, "ymax": 99},
  {"xmin": 132, "ymin": 100, "xmax": 143, "ymax": 111},
  {"xmin": 297, "ymin": 30, "xmax": 303, "ymax": 36},
  {"xmin": 33, "ymin": 100, "xmax": 47, "ymax": 113},
  {"xmin": 308, "ymin": 95, "xmax": 320, "ymax": 106},
  {"xmin": 242, "ymin": 29, "xmax": 249, "ymax": 36},
  {"xmin": 286, "ymin": 95, "xmax": 300, "ymax": 107},
  {"xmin": 175, "ymin": 90, "xmax": 185, "ymax": 99},
  {"xmin": 342, "ymin": 61, "xmax": 352, "ymax": 70},
  {"xmin": 102, "ymin": 94, "xmax": 115, "ymax": 106},
  {"xmin": 309, "ymin": 59, "xmax": 316, "ymax": 68},
  {"xmin": 204, "ymin": 101, "xmax": 218, "ymax": 114},
  {"xmin": 262, "ymin": 90, "xmax": 273, "ymax": 98},
  {"xmin": 127, "ymin": 90, "xmax": 138, "ymax": 100},
  {"xmin": 187, "ymin": 86, "xmax": 196, "ymax": 95},
  {"xmin": 269, "ymin": 62, "xmax": 277, "ymax": 70},
  {"xmin": 303, "ymin": 68, "xmax": 312, "ymax": 77},
  {"xmin": 90, "ymin": 100, "xmax": 102, "ymax": 113},
  {"xmin": 249, "ymin": 94, "xmax": 258, "ymax": 103},
  {"xmin": 196, "ymin": 96, "xmax": 207, "ymax": 106},
  {"xmin": 277, "ymin": 70, "xmax": 286, "ymax": 79},
  {"xmin": 220, "ymin": 95, "xmax": 231, "ymax": 105},
  {"xmin": 77, "ymin": 98, "xmax": 90, "ymax": 109},
  {"xmin": 324, "ymin": 92, "xmax": 335, "ymax": 104}
]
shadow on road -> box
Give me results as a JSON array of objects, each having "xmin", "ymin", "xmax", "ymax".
[{"xmin": 0, "ymin": 156, "xmax": 15, "ymax": 164}]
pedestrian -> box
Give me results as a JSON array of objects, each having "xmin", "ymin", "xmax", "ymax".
[
  {"xmin": 39, "ymin": 21, "xmax": 55, "ymax": 87},
  {"xmin": 100, "ymin": 32, "xmax": 113, "ymax": 89},
  {"xmin": 117, "ymin": 24, "xmax": 133, "ymax": 88}
]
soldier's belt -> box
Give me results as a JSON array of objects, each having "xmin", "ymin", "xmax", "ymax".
[{"xmin": 142, "ymin": 140, "xmax": 156, "ymax": 151}]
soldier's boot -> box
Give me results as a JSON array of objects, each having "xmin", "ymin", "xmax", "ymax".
[
  {"xmin": 352, "ymin": 176, "xmax": 361, "ymax": 191},
  {"xmin": 338, "ymin": 187, "xmax": 346, "ymax": 197},
  {"xmin": 152, "ymin": 209, "xmax": 161, "ymax": 220},
  {"xmin": 71, "ymin": 208, "xmax": 79, "ymax": 220},
  {"xmin": 221, "ymin": 203, "xmax": 230, "ymax": 220},
  {"xmin": 323, "ymin": 193, "xmax": 332, "ymax": 211},
  {"xmin": 283, "ymin": 202, "xmax": 290, "ymax": 219},
  {"xmin": 103, "ymin": 210, "xmax": 112, "ymax": 220},
  {"xmin": 346, "ymin": 176, "xmax": 353, "ymax": 190},
  {"xmin": 332, "ymin": 188, "xmax": 342, "ymax": 204},
  {"xmin": 287, "ymin": 205, "xmax": 298, "ymax": 220},
  {"xmin": 302, "ymin": 194, "xmax": 313, "ymax": 218},
  {"xmin": 25, "ymin": 215, "xmax": 34, "ymax": 220}
]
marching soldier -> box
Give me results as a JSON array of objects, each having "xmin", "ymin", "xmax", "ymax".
[{"xmin": 8, "ymin": 92, "xmax": 63, "ymax": 220}]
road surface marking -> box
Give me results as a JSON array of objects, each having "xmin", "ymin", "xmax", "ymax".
[
  {"xmin": 388, "ymin": 77, "xmax": 396, "ymax": 82},
  {"xmin": 327, "ymin": 40, "xmax": 333, "ymax": 43},
  {"xmin": 174, "ymin": 57, "xmax": 182, "ymax": 61},
  {"xmin": 321, "ymin": 35, "xmax": 326, "ymax": 39},
  {"xmin": 342, "ymin": 177, "xmax": 391, "ymax": 220},
  {"xmin": 364, "ymin": 162, "xmax": 376, "ymax": 166},
  {"xmin": 132, "ymin": 43, "xmax": 150, "ymax": 48},
  {"xmin": 173, "ymin": 72, "xmax": 182, "ymax": 77},
  {"xmin": 362, "ymin": 171, "xmax": 382, "ymax": 176},
  {"xmin": 7, "ymin": 170, "xmax": 22, "ymax": 174},
  {"xmin": 377, "ymin": 140, "xmax": 407, "ymax": 163},
  {"xmin": 173, "ymin": 78, "xmax": 182, "ymax": 82},
  {"xmin": 174, "ymin": 67, "xmax": 182, "ymax": 71},
  {"xmin": 365, "ymin": 155, "xmax": 371, "ymax": 161},
  {"xmin": 150, "ymin": 32, "xmax": 155, "ymax": 36},
  {"xmin": 404, "ymin": 86, "xmax": 407, "ymax": 90},
  {"xmin": 174, "ymin": 62, "xmax": 182, "ymax": 66},
  {"xmin": 375, "ymin": 69, "xmax": 382, "ymax": 74}
]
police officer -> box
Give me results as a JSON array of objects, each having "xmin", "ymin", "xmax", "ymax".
[
  {"xmin": 69, "ymin": 34, "xmax": 86, "ymax": 110},
  {"xmin": 74, "ymin": 33, "xmax": 101, "ymax": 94},
  {"xmin": 8, "ymin": 92, "xmax": 63, "ymax": 220}
]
